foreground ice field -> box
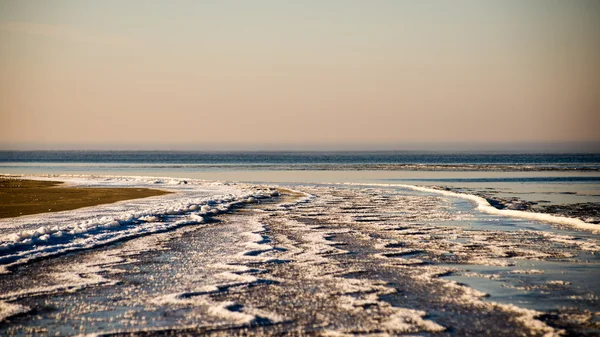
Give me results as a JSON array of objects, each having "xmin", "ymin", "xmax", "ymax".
[
  {"xmin": 1, "ymin": 176, "xmax": 599, "ymax": 336},
  {"xmin": 0, "ymin": 176, "xmax": 278, "ymax": 273}
]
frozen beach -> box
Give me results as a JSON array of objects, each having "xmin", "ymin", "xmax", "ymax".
[
  {"xmin": 4, "ymin": 0, "xmax": 599, "ymax": 334},
  {"xmin": 1, "ymin": 152, "xmax": 599, "ymax": 336},
  {"xmin": 0, "ymin": 172, "xmax": 599, "ymax": 336}
]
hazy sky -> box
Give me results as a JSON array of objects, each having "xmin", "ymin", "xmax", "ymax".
[{"xmin": 1, "ymin": 1, "xmax": 599, "ymax": 150}]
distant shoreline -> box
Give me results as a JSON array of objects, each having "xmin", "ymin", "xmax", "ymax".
[
  {"xmin": 2, "ymin": 163, "xmax": 600, "ymax": 172},
  {"xmin": 1, "ymin": 151, "xmax": 599, "ymax": 172}
]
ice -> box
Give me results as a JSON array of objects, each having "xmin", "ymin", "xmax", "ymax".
[
  {"xmin": 381, "ymin": 308, "xmax": 445, "ymax": 333},
  {"xmin": 0, "ymin": 175, "xmax": 275, "ymax": 273},
  {"xmin": 0, "ymin": 301, "xmax": 29, "ymax": 322},
  {"xmin": 401, "ymin": 184, "xmax": 600, "ymax": 232},
  {"xmin": 343, "ymin": 182, "xmax": 600, "ymax": 232},
  {"xmin": 207, "ymin": 301, "xmax": 256, "ymax": 324},
  {"xmin": 1, "ymin": 180, "xmax": 597, "ymax": 335}
]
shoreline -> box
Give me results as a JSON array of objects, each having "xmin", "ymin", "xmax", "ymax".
[
  {"xmin": 432, "ymin": 185, "xmax": 600, "ymax": 224},
  {"xmin": 3, "ymin": 181, "xmax": 595, "ymax": 336},
  {"xmin": 341, "ymin": 182, "xmax": 600, "ymax": 233},
  {"xmin": 2, "ymin": 163, "xmax": 600, "ymax": 171},
  {"xmin": 406, "ymin": 184, "xmax": 600, "ymax": 233},
  {"xmin": 3, "ymin": 173, "xmax": 598, "ymax": 232},
  {"xmin": 0, "ymin": 177, "xmax": 171, "ymax": 219},
  {"xmin": 0, "ymin": 176, "xmax": 598, "ymax": 335},
  {"xmin": 0, "ymin": 175, "xmax": 278, "ymax": 273}
]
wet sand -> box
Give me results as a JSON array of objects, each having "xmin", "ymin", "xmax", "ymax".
[{"xmin": 0, "ymin": 178, "xmax": 170, "ymax": 219}]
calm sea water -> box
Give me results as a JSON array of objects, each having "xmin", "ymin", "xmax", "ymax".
[
  {"xmin": 1, "ymin": 151, "xmax": 600, "ymax": 165},
  {"xmin": 2, "ymin": 151, "xmax": 600, "ymax": 206}
]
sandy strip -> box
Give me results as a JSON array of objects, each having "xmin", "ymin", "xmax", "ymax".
[{"xmin": 0, "ymin": 177, "xmax": 170, "ymax": 219}]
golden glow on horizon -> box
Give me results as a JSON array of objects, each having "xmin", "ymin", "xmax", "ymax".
[{"xmin": 0, "ymin": 1, "xmax": 599, "ymax": 150}]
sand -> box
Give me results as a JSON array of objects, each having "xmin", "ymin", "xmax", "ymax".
[{"xmin": 0, "ymin": 178, "xmax": 170, "ymax": 218}]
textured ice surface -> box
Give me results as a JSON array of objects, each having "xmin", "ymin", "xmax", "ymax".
[
  {"xmin": 0, "ymin": 176, "xmax": 275, "ymax": 272},
  {"xmin": 0, "ymin": 181, "xmax": 598, "ymax": 336},
  {"xmin": 343, "ymin": 183, "xmax": 600, "ymax": 233}
]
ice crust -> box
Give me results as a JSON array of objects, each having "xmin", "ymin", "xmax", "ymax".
[
  {"xmin": 1, "ymin": 180, "xmax": 597, "ymax": 335},
  {"xmin": 342, "ymin": 182, "xmax": 600, "ymax": 233},
  {"xmin": 0, "ymin": 175, "xmax": 275, "ymax": 273},
  {"xmin": 0, "ymin": 301, "xmax": 28, "ymax": 322}
]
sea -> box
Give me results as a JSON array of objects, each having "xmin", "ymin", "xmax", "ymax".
[{"xmin": 1, "ymin": 151, "xmax": 599, "ymax": 336}]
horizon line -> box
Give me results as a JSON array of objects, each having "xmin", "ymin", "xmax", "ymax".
[{"xmin": 1, "ymin": 142, "xmax": 599, "ymax": 154}]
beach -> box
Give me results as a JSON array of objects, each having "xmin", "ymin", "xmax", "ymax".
[
  {"xmin": 0, "ymin": 173, "xmax": 598, "ymax": 336},
  {"xmin": 0, "ymin": 178, "xmax": 170, "ymax": 219},
  {"xmin": 0, "ymin": 152, "xmax": 599, "ymax": 336},
  {"xmin": 3, "ymin": 1, "xmax": 599, "ymax": 334}
]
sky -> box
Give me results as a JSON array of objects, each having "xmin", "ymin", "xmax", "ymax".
[{"xmin": 0, "ymin": 0, "xmax": 599, "ymax": 151}]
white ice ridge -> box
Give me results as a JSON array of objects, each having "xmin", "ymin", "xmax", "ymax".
[
  {"xmin": 341, "ymin": 182, "xmax": 600, "ymax": 233},
  {"xmin": 0, "ymin": 175, "xmax": 280, "ymax": 273},
  {"xmin": 0, "ymin": 301, "xmax": 28, "ymax": 322}
]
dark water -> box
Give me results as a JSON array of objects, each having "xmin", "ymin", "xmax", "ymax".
[
  {"xmin": 396, "ymin": 176, "xmax": 600, "ymax": 183},
  {"xmin": 1, "ymin": 151, "xmax": 599, "ymax": 166}
]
